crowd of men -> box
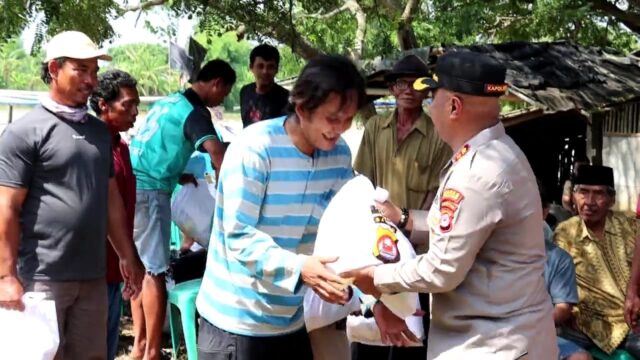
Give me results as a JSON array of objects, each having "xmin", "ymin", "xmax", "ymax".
[{"xmin": 1, "ymin": 29, "xmax": 640, "ymax": 360}]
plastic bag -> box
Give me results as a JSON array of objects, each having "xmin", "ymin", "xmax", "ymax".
[
  {"xmin": 304, "ymin": 289, "xmax": 361, "ymax": 332},
  {"xmin": 171, "ymin": 179, "xmax": 216, "ymax": 248},
  {"xmin": 303, "ymin": 175, "xmax": 424, "ymax": 344},
  {"xmin": 0, "ymin": 292, "xmax": 59, "ymax": 360}
]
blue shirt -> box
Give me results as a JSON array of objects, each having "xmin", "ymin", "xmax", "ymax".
[
  {"xmin": 543, "ymin": 222, "xmax": 579, "ymax": 305},
  {"xmin": 196, "ymin": 117, "xmax": 353, "ymax": 336}
]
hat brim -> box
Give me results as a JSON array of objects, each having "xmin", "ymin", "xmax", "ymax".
[
  {"xmin": 45, "ymin": 50, "xmax": 112, "ymax": 62},
  {"xmin": 413, "ymin": 77, "xmax": 439, "ymax": 92},
  {"xmin": 384, "ymin": 72, "xmax": 429, "ymax": 83}
]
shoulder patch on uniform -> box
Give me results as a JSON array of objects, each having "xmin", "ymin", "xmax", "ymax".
[
  {"xmin": 453, "ymin": 144, "xmax": 470, "ymax": 162},
  {"xmin": 439, "ymin": 188, "xmax": 464, "ymax": 233}
]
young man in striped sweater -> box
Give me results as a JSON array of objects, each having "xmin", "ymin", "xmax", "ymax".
[{"xmin": 196, "ymin": 55, "xmax": 367, "ymax": 359}]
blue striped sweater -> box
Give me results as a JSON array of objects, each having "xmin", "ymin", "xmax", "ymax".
[{"xmin": 196, "ymin": 117, "xmax": 353, "ymax": 336}]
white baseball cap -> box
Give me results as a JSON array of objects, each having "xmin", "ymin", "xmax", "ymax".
[{"xmin": 44, "ymin": 31, "xmax": 112, "ymax": 62}]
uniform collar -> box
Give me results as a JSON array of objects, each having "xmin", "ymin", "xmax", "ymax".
[
  {"xmin": 451, "ymin": 120, "xmax": 504, "ymax": 163},
  {"xmin": 382, "ymin": 110, "xmax": 430, "ymax": 136}
]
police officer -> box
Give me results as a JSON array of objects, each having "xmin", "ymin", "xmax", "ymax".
[{"xmin": 344, "ymin": 51, "xmax": 558, "ymax": 359}]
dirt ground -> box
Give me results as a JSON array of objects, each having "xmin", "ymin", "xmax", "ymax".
[{"xmin": 114, "ymin": 314, "xmax": 187, "ymax": 360}]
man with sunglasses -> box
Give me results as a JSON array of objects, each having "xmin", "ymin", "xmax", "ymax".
[
  {"xmin": 344, "ymin": 51, "xmax": 557, "ymax": 359},
  {"xmin": 556, "ymin": 165, "xmax": 640, "ymax": 357}
]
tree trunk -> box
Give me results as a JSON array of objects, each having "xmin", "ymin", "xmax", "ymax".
[{"xmin": 397, "ymin": 24, "xmax": 418, "ymax": 51}]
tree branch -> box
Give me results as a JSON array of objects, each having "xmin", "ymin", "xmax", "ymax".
[
  {"xmin": 380, "ymin": 0, "xmax": 402, "ymax": 13},
  {"xmin": 587, "ymin": 0, "xmax": 640, "ymax": 34},
  {"xmin": 300, "ymin": 1, "xmax": 367, "ymax": 60},
  {"xmin": 266, "ymin": 25, "xmax": 323, "ymax": 60},
  {"xmin": 303, "ymin": 4, "xmax": 350, "ymax": 19},
  {"xmin": 121, "ymin": 0, "xmax": 167, "ymax": 12},
  {"xmin": 400, "ymin": 0, "xmax": 419, "ymax": 21},
  {"xmin": 396, "ymin": 0, "xmax": 421, "ymax": 50},
  {"xmin": 345, "ymin": 0, "xmax": 367, "ymax": 61}
]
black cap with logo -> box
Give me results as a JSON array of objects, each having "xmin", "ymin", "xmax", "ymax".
[{"xmin": 413, "ymin": 51, "xmax": 508, "ymax": 97}]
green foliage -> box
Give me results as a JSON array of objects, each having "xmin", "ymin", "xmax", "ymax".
[
  {"xmin": 1, "ymin": 0, "xmax": 639, "ymax": 59},
  {"xmin": 0, "ymin": 38, "xmax": 47, "ymax": 91},
  {"xmin": 0, "ymin": 0, "xmax": 638, "ymax": 100},
  {"xmin": 0, "ymin": 32, "xmax": 304, "ymax": 112},
  {"xmin": 104, "ymin": 43, "xmax": 181, "ymax": 96},
  {"xmin": 422, "ymin": 0, "xmax": 639, "ymax": 52},
  {"xmin": 277, "ymin": 45, "xmax": 305, "ymax": 80}
]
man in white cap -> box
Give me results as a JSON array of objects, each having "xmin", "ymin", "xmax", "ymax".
[{"xmin": 0, "ymin": 31, "xmax": 144, "ymax": 359}]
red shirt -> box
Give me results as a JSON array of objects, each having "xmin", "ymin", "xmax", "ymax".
[{"xmin": 106, "ymin": 133, "xmax": 136, "ymax": 284}]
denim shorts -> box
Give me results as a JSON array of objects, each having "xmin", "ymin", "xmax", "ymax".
[{"xmin": 133, "ymin": 190, "xmax": 172, "ymax": 275}]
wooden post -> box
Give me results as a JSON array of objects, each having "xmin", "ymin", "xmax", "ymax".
[
  {"xmin": 8, "ymin": 105, "xmax": 13, "ymax": 124},
  {"xmin": 587, "ymin": 111, "xmax": 605, "ymax": 166}
]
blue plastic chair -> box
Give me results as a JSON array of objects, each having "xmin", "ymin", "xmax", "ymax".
[{"xmin": 168, "ymin": 279, "xmax": 202, "ymax": 360}]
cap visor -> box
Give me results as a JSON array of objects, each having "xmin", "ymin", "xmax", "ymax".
[
  {"xmin": 45, "ymin": 50, "xmax": 112, "ymax": 62},
  {"xmin": 413, "ymin": 77, "xmax": 438, "ymax": 91}
]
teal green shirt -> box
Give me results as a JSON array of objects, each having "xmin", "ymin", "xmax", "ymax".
[{"xmin": 130, "ymin": 89, "xmax": 217, "ymax": 192}]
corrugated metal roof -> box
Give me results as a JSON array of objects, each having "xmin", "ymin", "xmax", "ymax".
[{"xmin": 448, "ymin": 41, "xmax": 640, "ymax": 113}]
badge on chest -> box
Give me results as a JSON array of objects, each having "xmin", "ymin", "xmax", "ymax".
[{"xmin": 370, "ymin": 205, "xmax": 400, "ymax": 263}]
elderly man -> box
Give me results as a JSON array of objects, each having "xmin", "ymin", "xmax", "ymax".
[
  {"xmin": 555, "ymin": 165, "xmax": 640, "ymax": 357},
  {"xmin": 353, "ymin": 54, "xmax": 450, "ymax": 360},
  {"xmin": 355, "ymin": 54, "xmax": 450, "ymax": 250},
  {"xmin": 0, "ymin": 31, "xmax": 143, "ymax": 359},
  {"xmin": 539, "ymin": 183, "xmax": 592, "ymax": 360},
  {"xmin": 345, "ymin": 51, "xmax": 557, "ymax": 359}
]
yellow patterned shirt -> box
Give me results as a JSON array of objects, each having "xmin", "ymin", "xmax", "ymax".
[{"xmin": 554, "ymin": 211, "xmax": 638, "ymax": 354}]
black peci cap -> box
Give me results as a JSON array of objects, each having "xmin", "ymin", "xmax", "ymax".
[{"xmin": 573, "ymin": 165, "xmax": 615, "ymax": 189}]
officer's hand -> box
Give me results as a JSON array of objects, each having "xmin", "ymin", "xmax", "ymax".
[
  {"xmin": 373, "ymin": 301, "xmax": 420, "ymax": 346},
  {"xmin": 302, "ymin": 256, "xmax": 350, "ymax": 305},
  {"xmin": 0, "ymin": 275, "xmax": 24, "ymax": 311},
  {"xmin": 341, "ymin": 266, "xmax": 381, "ymax": 298},
  {"xmin": 178, "ymin": 173, "xmax": 198, "ymax": 187},
  {"xmin": 375, "ymin": 200, "xmax": 402, "ymax": 225},
  {"xmin": 625, "ymin": 287, "xmax": 640, "ymax": 332}
]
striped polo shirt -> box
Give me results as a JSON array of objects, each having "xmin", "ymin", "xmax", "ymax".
[{"xmin": 196, "ymin": 117, "xmax": 353, "ymax": 336}]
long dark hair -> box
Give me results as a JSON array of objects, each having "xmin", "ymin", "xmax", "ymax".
[{"xmin": 289, "ymin": 55, "xmax": 367, "ymax": 116}]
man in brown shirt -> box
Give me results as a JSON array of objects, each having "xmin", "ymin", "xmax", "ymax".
[
  {"xmin": 353, "ymin": 54, "xmax": 450, "ymax": 360},
  {"xmin": 354, "ymin": 55, "xmax": 450, "ymax": 250}
]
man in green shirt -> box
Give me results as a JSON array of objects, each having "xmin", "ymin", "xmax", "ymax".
[
  {"xmin": 353, "ymin": 54, "xmax": 450, "ymax": 360},
  {"xmin": 355, "ymin": 54, "xmax": 450, "ymax": 250},
  {"xmin": 129, "ymin": 59, "xmax": 235, "ymax": 360}
]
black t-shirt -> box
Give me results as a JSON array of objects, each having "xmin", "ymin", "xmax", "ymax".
[
  {"xmin": 182, "ymin": 88, "xmax": 218, "ymax": 151},
  {"xmin": 0, "ymin": 106, "xmax": 113, "ymax": 281},
  {"xmin": 239, "ymin": 83, "xmax": 289, "ymax": 128}
]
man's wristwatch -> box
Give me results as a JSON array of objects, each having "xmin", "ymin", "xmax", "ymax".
[{"xmin": 398, "ymin": 207, "xmax": 409, "ymax": 229}]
